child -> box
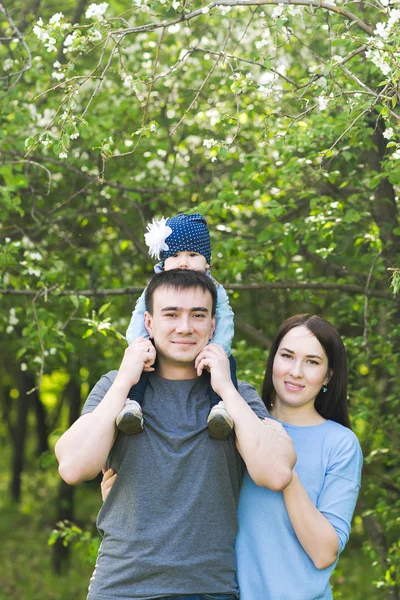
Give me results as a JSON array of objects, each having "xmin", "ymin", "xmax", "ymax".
[{"xmin": 116, "ymin": 212, "xmax": 237, "ymax": 441}]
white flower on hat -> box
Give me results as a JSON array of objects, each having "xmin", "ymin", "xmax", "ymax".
[{"xmin": 144, "ymin": 217, "xmax": 172, "ymax": 259}]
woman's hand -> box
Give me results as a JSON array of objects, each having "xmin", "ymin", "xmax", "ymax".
[
  {"xmin": 262, "ymin": 417, "xmax": 293, "ymax": 441},
  {"xmin": 101, "ymin": 466, "xmax": 117, "ymax": 501}
]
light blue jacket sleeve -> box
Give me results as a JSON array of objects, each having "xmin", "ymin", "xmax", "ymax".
[
  {"xmin": 317, "ymin": 431, "xmax": 363, "ymax": 554},
  {"xmin": 125, "ymin": 288, "xmax": 150, "ymax": 345},
  {"xmin": 211, "ymin": 283, "xmax": 234, "ymax": 355}
]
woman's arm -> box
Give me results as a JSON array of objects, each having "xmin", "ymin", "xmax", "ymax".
[
  {"xmin": 283, "ymin": 471, "xmax": 339, "ymax": 569},
  {"xmin": 283, "ymin": 434, "xmax": 363, "ymax": 569}
]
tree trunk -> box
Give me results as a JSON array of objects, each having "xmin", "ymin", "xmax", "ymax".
[
  {"xmin": 32, "ymin": 389, "xmax": 49, "ymax": 456},
  {"xmin": 9, "ymin": 373, "xmax": 35, "ymax": 502},
  {"xmin": 52, "ymin": 376, "xmax": 82, "ymax": 573}
]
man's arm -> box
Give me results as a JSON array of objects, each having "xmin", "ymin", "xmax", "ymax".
[
  {"xmin": 55, "ymin": 338, "xmax": 156, "ymax": 486},
  {"xmin": 195, "ymin": 344, "xmax": 296, "ymax": 491}
]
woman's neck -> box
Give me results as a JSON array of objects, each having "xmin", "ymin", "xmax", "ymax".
[{"xmin": 271, "ymin": 403, "xmax": 326, "ymax": 426}]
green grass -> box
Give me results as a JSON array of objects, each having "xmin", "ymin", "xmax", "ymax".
[{"xmin": 1, "ymin": 503, "xmax": 94, "ymax": 599}]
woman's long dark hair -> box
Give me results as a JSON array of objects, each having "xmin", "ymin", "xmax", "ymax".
[{"xmin": 261, "ymin": 314, "xmax": 351, "ymax": 429}]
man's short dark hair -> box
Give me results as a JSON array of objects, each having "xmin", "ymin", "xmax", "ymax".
[{"xmin": 145, "ymin": 269, "xmax": 217, "ymax": 316}]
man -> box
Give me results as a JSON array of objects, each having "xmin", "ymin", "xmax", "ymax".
[{"xmin": 55, "ymin": 269, "xmax": 295, "ymax": 600}]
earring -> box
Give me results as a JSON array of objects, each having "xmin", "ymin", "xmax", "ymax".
[{"xmin": 322, "ymin": 385, "xmax": 328, "ymax": 393}]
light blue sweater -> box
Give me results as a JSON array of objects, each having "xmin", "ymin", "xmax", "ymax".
[{"xmin": 236, "ymin": 419, "xmax": 363, "ymax": 600}]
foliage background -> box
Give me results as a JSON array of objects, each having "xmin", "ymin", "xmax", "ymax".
[{"xmin": 0, "ymin": 0, "xmax": 399, "ymax": 597}]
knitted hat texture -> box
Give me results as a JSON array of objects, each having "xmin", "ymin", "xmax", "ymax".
[{"xmin": 160, "ymin": 213, "xmax": 211, "ymax": 263}]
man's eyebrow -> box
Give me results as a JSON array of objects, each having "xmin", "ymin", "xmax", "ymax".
[
  {"xmin": 280, "ymin": 347, "xmax": 323, "ymax": 360},
  {"xmin": 160, "ymin": 306, "xmax": 209, "ymax": 313}
]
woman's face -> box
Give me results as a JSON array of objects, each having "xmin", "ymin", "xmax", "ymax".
[{"xmin": 272, "ymin": 325, "xmax": 330, "ymax": 412}]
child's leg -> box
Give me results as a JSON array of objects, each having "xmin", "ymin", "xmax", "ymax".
[
  {"xmin": 127, "ymin": 372, "xmax": 149, "ymax": 403},
  {"xmin": 116, "ymin": 373, "xmax": 148, "ymax": 435},
  {"xmin": 208, "ymin": 354, "xmax": 238, "ymax": 407},
  {"xmin": 207, "ymin": 355, "xmax": 237, "ymax": 440}
]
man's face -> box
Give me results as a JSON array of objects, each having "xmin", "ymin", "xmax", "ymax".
[{"xmin": 144, "ymin": 285, "xmax": 216, "ymax": 368}]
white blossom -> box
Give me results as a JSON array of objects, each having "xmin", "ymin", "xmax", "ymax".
[
  {"xmin": 4, "ymin": 58, "xmax": 14, "ymax": 71},
  {"xmin": 59, "ymin": 151, "xmax": 68, "ymax": 159},
  {"xmin": 6, "ymin": 326, "xmax": 14, "ymax": 334},
  {"xmin": 391, "ymin": 148, "xmax": 400, "ymax": 159},
  {"xmin": 217, "ymin": 4, "xmax": 231, "ymax": 14},
  {"xmin": 33, "ymin": 20, "xmax": 45, "ymax": 41},
  {"xmin": 21, "ymin": 363, "xmax": 28, "ymax": 371},
  {"xmin": 257, "ymin": 84, "xmax": 273, "ymax": 99},
  {"xmin": 383, "ymin": 127, "xmax": 394, "ymax": 140},
  {"xmin": 27, "ymin": 266, "xmax": 41, "ymax": 276},
  {"xmin": 255, "ymin": 38, "xmax": 269, "ymax": 49},
  {"xmin": 202, "ymin": 6, "xmax": 210, "ymax": 13},
  {"xmin": 9, "ymin": 308, "xmax": 19, "ymax": 325},
  {"xmin": 88, "ymin": 28, "xmax": 103, "ymax": 41},
  {"xmin": 50, "ymin": 347, "xmax": 57, "ymax": 355},
  {"xmin": 52, "ymin": 71, "xmax": 65, "ymax": 80},
  {"xmin": 70, "ymin": 132, "xmax": 80, "ymax": 139},
  {"xmin": 85, "ymin": 2, "xmax": 109, "ymax": 19},
  {"xmin": 287, "ymin": 4, "xmax": 304, "ymax": 15},
  {"xmin": 149, "ymin": 123, "xmax": 157, "ymax": 132},
  {"xmin": 172, "ymin": 1, "xmax": 180, "ymax": 8},
  {"xmin": 63, "ymin": 31, "xmax": 78, "ymax": 52},
  {"xmin": 366, "ymin": 47, "xmax": 392, "ymax": 75},
  {"xmin": 29, "ymin": 252, "xmax": 43, "ymax": 260},
  {"xmin": 388, "ymin": 8, "xmax": 400, "ymax": 29},
  {"xmin": 49, "ymin": 12, "xmax": 64, "ymax": 25},
  {"xmin": 272, "ymin": 3, "xmax": 285, "ymax": 19},
  {"xmin": 203, "ymin": 138, "xmax": 217, "ymax": 149},
  {"xmin": 375, "ymin": 22, "xmax": 389, "ymax": 38},
  {"xmin": 22, "ymin": 236, "xmax": 34, "ymax": 248},
  {"xmin": 318, "ymin": 95, "xmax": 329, "ymax": 110}
]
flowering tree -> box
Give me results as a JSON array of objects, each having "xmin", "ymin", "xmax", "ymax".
[{"xmin": 0, "ymin": 0, "xmax": 400, "ymax": 596}]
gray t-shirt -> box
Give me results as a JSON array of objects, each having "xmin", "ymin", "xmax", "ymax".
[{"xmin": 82, "ymin": 370, "xmax": 267, "ymax": 600}]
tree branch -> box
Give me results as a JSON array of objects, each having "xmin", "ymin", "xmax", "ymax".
[{"xmin": 0, "ymin": 281, "xmax": 397, "ymax": 300}]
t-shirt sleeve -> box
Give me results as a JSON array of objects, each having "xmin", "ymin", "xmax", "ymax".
[
  {"xmin": 81, "ymin": 370, "xmax": 118, "ymax": 415},
  {"xmin": 317, "ymin": 430, "xmax": 363, "ymax": 554},
  {"xmin": 237, "ymin": 380, "xmax": 269, "ymax": 420}
]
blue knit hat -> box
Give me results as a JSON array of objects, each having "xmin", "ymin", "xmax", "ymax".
[{"xmin": 145, "ymin": 213, "xmax": 211, "ymax": 264}]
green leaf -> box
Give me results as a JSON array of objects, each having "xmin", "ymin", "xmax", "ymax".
[{"xmin": 98, "ymin": 302, "xmax": 111, "ymax": 316}]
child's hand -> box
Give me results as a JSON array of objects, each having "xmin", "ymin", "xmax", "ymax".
[
  {"xmin": 195, "ymin": 343, "xmax": 234, "ymax": 396},
  {"xmin": 101, "ymin": 466, "xmax": 117, "ymax": 502},
  {"xmin": 116, "ymin": 337, "xmax": 156, "ymax": 387}
]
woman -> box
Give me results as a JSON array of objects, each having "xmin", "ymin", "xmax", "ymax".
[
  {"xmin": 101, "ymin": 314, "xmax": 362, "ymax": 600},
  {"xmin": 236, "ymin": 314, "xmax": 362, "ymax": 600}
]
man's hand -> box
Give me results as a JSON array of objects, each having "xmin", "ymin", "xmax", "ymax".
[
  {"xmin": 115, "ymin": 337, "xmax": 157, "ymax": 388},
  {"xmin": 194, "ymin": 343, "xmax": 234, "ymax": 396}
]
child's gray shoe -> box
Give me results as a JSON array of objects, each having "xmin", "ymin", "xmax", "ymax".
[
  {"xmin": 116, "ymin": 400, "xmax": 144, "ymax": 435},
  {"xmin": 207, "ymin": 401, "xmax": 234, "ymax": 440}
]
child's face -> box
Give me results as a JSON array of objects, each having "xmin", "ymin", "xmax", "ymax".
[{"xmin": 164, "ymin": 251, "xmax": 209, "ymax": 272}]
